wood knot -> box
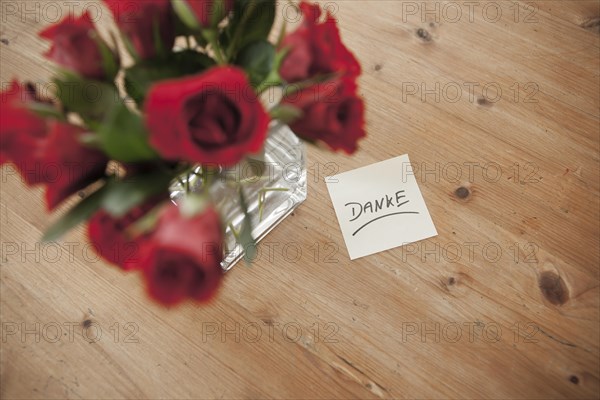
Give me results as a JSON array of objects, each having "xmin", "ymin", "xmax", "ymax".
[
  {"xmin": 0, "ymin": 38, "xmax": 9, "ymax": 45},
  {"xmin": 580, "ymin": 17, "xmax": 600, "ymax": 32},
  {"xmin": 447, "ymin": 277, "xmax": 456, "ymax": 286},
  {"xmin": 538, "ymin": 271, "xmax": 569, "ymax": 306},
  {"xmin": 416, "ymin": 28, "xmax": 432, "ymax": 42},
  {"xmin": 374, "ymin": 63, "xmax": 383, "ymax": 71},
  {"xmin": 477, "ymin": 96, "xmax": 493, "ymax": 106},
  {"xmin": 82, "ymin": 319, "xmax": 93, "ymax": 328},
  {"xmin": 569, "ymin": 375, "xmax": 579, "ymax": 384},
  {"xmin": 454, "ymin": 186, "xmax": 470, "ymax": 199}
]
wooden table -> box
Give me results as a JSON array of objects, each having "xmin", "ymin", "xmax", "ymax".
[{"xmin": 1, "ymin": 1, "xmax": 599, "ymax": 398}]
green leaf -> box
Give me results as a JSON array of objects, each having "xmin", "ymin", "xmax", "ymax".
[
  {"xmin": 96, "ymin": 102, "xmax": 158, "ymax": 162},
  {"xmin": 53, "ymin": 74, "xmax": 119, "ymax": 122},
  {"xmin": 95, "ymin": 36, "xmax": 120, "ymax": 80},
  {"xmin": 210, "ymin": 0, "xmax": 227, "ymax": 27},
  {"xmin": 226, "ymin": 0, "xmax": 276, "ymax": 59},
  {"xmin": 172, "ymin": 49, "xmax": 216, "ymax": 73},
  {"xmin": 235, "ymin": 40, "xmax": 275, "ymax": 87},
  {"xmin": 124, "ymin": 51, "xmax": 215, "ymax": 105},
  {"xmin": 124, "ymin": 65, "xmax": 171, "ymax": 106},
  {"xmin": 124, "ymin": 65, "xmax": 170, "ymax": 106},
  {"xmin": 255, "ymin": 47, "xmax": 288, "ymax": 93},
  {"xmin": 102, "ymin": 171, "xmax": 173, "ymax": 218},
  {"xmin": 172, "ymin": 0, "xmax": 200, "ymax": 31},
  {"xmin": 42, "ymin": 184, "xmax": 108, "ymax": 242},
  {"xmin": 27, "ymin": 102, "xmax": 64, "ymax": 120}
]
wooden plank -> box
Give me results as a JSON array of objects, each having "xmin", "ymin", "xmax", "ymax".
[{"xmin": 1, "ymin": 1, "xmax": 598, "ymax": 398}]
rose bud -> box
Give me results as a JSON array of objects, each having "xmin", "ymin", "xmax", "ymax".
[
  {"xmin": 145, "ymin": 66, "xmax": 269, "ymax": 166},
  {"xmin": 139, "ymin": 203, "xmax": 223, "ymax": 306},
  {"xmin": 41, "ymin": 122, "xmax": 109, "ymax": 210},
  {"xmin": 187, "ymin": 0, "xmax": 233, "ymax": 27},
  {"xmin": 104, "ymin": 0, "xmax": 175, "ymax": 59},
  {"xmin": 39, "ymin": 11, "xmax": 118, "ymax": 80},
  {"xmin": 1, "ymin": 80, "xmax": 50, "ymax": 184},
  {"xmin": 279, "ymin": 1, "xmax": 361, "ymax": 83},
  {"xmin": 87, "ymin": 195, "xmax": 167, "ymax": 270},
  {"xmin": 281, "ymin": 76, "xmax": 365, "ymax": 154}
]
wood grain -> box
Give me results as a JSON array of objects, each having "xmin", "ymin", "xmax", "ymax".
[{"xmin": 1, "ymin": 1, "xmax": 599, "ymax": 398}]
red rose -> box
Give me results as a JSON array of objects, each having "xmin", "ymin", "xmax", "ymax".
[
  {"xmin": 279, "ymin": 1, "xmax": 361, "ymax": 83},
  {"xmin": 87, "ymin": 196, "xmax": 166, "ymax": 270},
  {"xmin": 139, "ymin": 203, "xmax": 223, "ymax": 306},
  {"xmin": 1, "ymin": 80, "xmax": 49, "ymax": 184},
  {"xmin": 104, "ymin": 0, "xmax": 175, "ymax": 59},
  {"xmin": 41, "ymin": 122, "xmax": 108, "ymax": 210},
  {"xmin": 145, "ymin": 66, "xmax": 269, "ymax": 166},
  {"xmin": 187, "ymin": 0, "xmax": 233, "ymax": 27},
  {"xmin": 39, "ymin": 12, "xmax": 115, "ymax": 80},
  {"xmin": 282, "ymin": 76, "xmax": 365, "ymax": 154}
]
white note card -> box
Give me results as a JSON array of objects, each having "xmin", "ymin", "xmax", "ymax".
[{"xmin": 326, "ymin": 154, "xmax": 438, "ymax": 260}]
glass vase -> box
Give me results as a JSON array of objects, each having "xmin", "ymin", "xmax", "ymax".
[{"xmin": 170, "ymin": 123, "xmax": 308, "ymax": 271}]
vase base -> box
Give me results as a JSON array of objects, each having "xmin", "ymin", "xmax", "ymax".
[{"xmin": 170, "ymin": 123, "xmax": 308, "ymax": 271}]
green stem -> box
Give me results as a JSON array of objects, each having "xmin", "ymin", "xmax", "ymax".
[
  {"xmin": 226, "ymin": 1, "xmax": 258, "ymax": 59},
  {"xmin": 204, "ymin": 30, "xmax": 226, "ymax": 65},
  {"xmin": 282, "ymin": 72, "xmax": 341, "ymax": 98},
  {"xmin": 228, "ymin": 222, "xmax": 241, "ymax": 241},
  {"xmin": 202, "ymin": 167, "xmax": 210, "ymax": 197}
]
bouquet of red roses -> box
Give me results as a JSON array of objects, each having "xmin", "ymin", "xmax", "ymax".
[{"xmin": 0, "ymin": 0, "xmax": 365, "ymax": 306}]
